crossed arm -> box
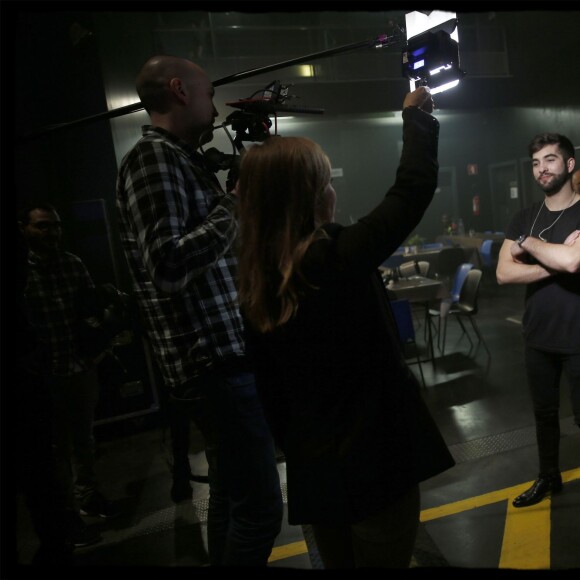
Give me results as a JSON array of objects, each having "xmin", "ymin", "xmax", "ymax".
[
  {"xmin": 496, "ymin": 230, "xmax": 580, "ymax": 285},
  {"xmin": 515, "ymin": 230, "xmax": 580, "ymax": 273}
]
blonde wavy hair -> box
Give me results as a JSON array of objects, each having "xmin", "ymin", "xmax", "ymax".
[{"xmin": 237, "ymin": 136, "xmax": 332, "ymax": 332}]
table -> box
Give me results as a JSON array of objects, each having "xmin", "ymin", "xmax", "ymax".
[
  {"xmin": 399, "ymin": 248, "xmax": 446, "ymax": 274},
  {"xmin": 401, "ymin": 248, "xmax": 443, "ymax": 261},
  {"xmin": 381, "ymin": 248, "xmax": 444, "ymax": 277},
  {"xmin": 386, "ymin": 275, "xmax": 445, "ymax": 303},
  {"xmin": 385, "ymin": 275, "xmax": 447, "ymax": 365},
  {"xmin": 436, "ymin": 233, "xmax": 505, "ymax": 249},
  {"xmin": 404, "ymin": 244, "xmax": 482, "ymax": 271}
]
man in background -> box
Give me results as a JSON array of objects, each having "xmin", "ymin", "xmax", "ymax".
[
  {"xmin": 497, "ymin": 133, "xmax": 580, "ymax": 507},
  {"xmin": 19, "ymin": 202, "xmax": 120, "ymax": 548}
]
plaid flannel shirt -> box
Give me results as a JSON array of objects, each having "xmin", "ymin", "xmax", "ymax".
[
  {"xmin": 25, "ymin": 250, "xmax": 95, "ymax": 376},
  {"xmin": 116, "ymin": 126, "xmax": 245, "ymax": 388}
]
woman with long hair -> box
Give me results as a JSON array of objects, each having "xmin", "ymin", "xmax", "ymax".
[{"xmin": 237, "ymin": 86, "xmax": 454, "ymax": 569}]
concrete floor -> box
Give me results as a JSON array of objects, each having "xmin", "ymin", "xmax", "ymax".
[{"xmin": 10, "ymin": 276, "xmax": 580, "ymax": 572}]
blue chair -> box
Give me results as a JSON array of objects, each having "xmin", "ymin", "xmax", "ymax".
[
  {"xmin": 440, "ymin": 268, "xmax": 491, "ymax": 361},
  {"xmin": 479, "ymin": 239, "xmax": 502, "ymax": 289},
  {"xmin": 451, "ymin": 263, "xmax": 475, "ymax": 302},
  {"xmin": 480, "ymin": 239, "xmax": 495, "ymax": 269},
  {"xmin": 426, "ymin": 262, "xmax": 474, "ymax": 351},
  {"xmin": 435, "ymin": 247, "xmax": 467, "ymax": 287},
  {"xmin": 391, "ymin": 299, "xmax": 426, "ymax": 387}
]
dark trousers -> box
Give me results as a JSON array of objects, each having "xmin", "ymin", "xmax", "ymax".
[
  {"xmin": 311, "ymin": 485, "xmax": 420, "ymax": 568},
  {"xmin": 12, "ymin": 370, "xmax": 72, "ymax": 565},
  {"xmin": 524, "ymin": 345, "xmax": 580, "ymax": 475},
  {"xmin": 47, "ymin": 367, "xmax": 100, "ymax": 509},
  {"xmin": 171, "ymin": 369, "xmax": 283, "ymax": 566},
  {"xmin": 166, "ymin": 391, "xmax": 194, "ymax": 479}
]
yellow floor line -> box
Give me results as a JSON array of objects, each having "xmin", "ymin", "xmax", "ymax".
[
  {"xmin": 420, "ymin": 467, "xmax": 580, "ymax": 522},
  {"xmin": 268, "ymin": 467, "xmax": 580, "ymax": 565},
  {"xmin": 500, "ymin": 497, "xmax": 551, "ymax": 569},
  {"xmin": 269, "ymin": 540, "xmax": 308, "ymax": 562}
]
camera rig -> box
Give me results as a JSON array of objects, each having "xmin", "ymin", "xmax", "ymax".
[{"xmin": 200, "ymin": 80, "xmax": 325, "ymax": 188}]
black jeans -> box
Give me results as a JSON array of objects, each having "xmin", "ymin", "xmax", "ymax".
[
  {"xmin": 311, "ymin": 485, "xmax": 420, "ymax": 568},
  {"xmin": 524, "ymin": 345, "xmax": 580, "ymax": 475},
  {"xmin": 13, "ymin": 369, "xmax": 72, "ymax": 564}
]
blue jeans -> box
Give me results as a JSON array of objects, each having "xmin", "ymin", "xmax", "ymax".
[
  {"xmin": 171, "ymin": 369, "xmax": 283, "ymax": 566},
  {"xmin": 524, "ymin": 346, "xmax": 580, "ymax": 475}
]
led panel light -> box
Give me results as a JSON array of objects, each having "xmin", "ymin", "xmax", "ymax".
[{"xmin": 402, "ymin": 11, "xmax": 466, "ymax": 95}]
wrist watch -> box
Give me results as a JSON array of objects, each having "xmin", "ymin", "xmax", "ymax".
[{"xmin": 517, "ymin": 234, "xmax": 528, "ymax": 247}]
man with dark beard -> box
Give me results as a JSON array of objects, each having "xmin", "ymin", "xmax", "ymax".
[
  {"xmin": 19, "ymin": 202, "xmax": 120, "ymax": 549},
  {"xmin": 497, "ymin": 133, "xmax": 580, "ymax": 508}
]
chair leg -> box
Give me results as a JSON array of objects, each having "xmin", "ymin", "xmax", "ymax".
[
  {"xmin": 468, "ymin": 316, "xmax": 491, "ymax": 360},
  {"xmin": 423, "ymin": 311, "xmax": 430, "ymax": 342},
  {"xmin": 404, "ymin": 341, "xmax": 426, "ymax": 388},
  {"xmin": 414, "ymin": 349, "xmax": 426, "ymax": 388},
  {"xmin": 456, "ymin": 316, "xmax": 474, "ymax": 352},
  {"xmin": 423, "ymin": 310, "xmax": 439, "ymax": 363}
]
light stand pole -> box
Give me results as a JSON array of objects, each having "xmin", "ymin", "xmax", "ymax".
[{"xmin": 21, "ymin": 33, "xmax": 402, "ymax": 142}]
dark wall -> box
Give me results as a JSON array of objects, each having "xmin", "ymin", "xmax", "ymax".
[
  {"xmin": 13, "ymin": 9, "xmax": 125, "ymax": 287},
  {"xmin": 8, "ymin": 4, "xmax": 580, "ymax": 267}
]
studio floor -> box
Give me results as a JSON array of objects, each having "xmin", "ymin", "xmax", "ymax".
[{"xmin": 9, "ymin": 275, "xmax": 580, "ymax": 574}]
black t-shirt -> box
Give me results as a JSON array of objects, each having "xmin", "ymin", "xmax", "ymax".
[{"xmin": 506, "ymin": 199, "xmax": 580, "ymax": 353}]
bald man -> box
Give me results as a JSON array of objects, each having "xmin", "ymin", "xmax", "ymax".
[{"xmin": 116, "ymin": 56, "xmax": 283, "ymax": 566}]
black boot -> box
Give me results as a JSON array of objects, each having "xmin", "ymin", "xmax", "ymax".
[{"xmin": 512, "ymin": 472, "xmax": 562, "ymax": 508}]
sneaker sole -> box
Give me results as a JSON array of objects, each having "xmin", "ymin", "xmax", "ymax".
[
  {"xmin": 80, "ymin": 509, "xmax": 120, "ymax": 518},
  {"xmin": 71, "ymin": 535, "xmax": 102, "ymax": 548}
]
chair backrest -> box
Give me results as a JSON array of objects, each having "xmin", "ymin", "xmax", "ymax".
[
  {"xmin": 479, "ymin": 239, "xmax": 494, "ymax": 268},
  {"xmin": 399, "ymin": 260, "xmax": 430, "ymax": 278},
  {"xmin": 458, "ymin": 268, "xmax": 483, "ymax": 314},
  {"xmin": 416, "ymin": 260, "xmax": 430, "ymax": 277},
  {"xmin": 390, "ymin": 299, "xmax": 416, "ymax": 343},
  {"xmin": 436, "ymin": 247, "xmax": 467, "ymax": 281},
  {"xmin": 398, "ymin": 261, "xmax": 417, "ymax": 278},
  {"xmin": 450, "ymin": 263, "xmax": 474, "ymax": 303}
]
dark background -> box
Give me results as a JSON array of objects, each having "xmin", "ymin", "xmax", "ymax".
[{"xmin": 4, "ymin": 1, "xmax": 580, "ymax": 421}]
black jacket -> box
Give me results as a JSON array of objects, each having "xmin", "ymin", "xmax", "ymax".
[{"xmin": 245, "ymin": 106, "xmax": 454, "ymax": 525}]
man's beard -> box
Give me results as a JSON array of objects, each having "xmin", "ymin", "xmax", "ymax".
[
  {"xmin": 30, "ymin": 237, "xmax": 60, "ymax": 256},
  {"xmin": 538, "ymin": 170, "xmax": 570, "ymax": 196}
]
